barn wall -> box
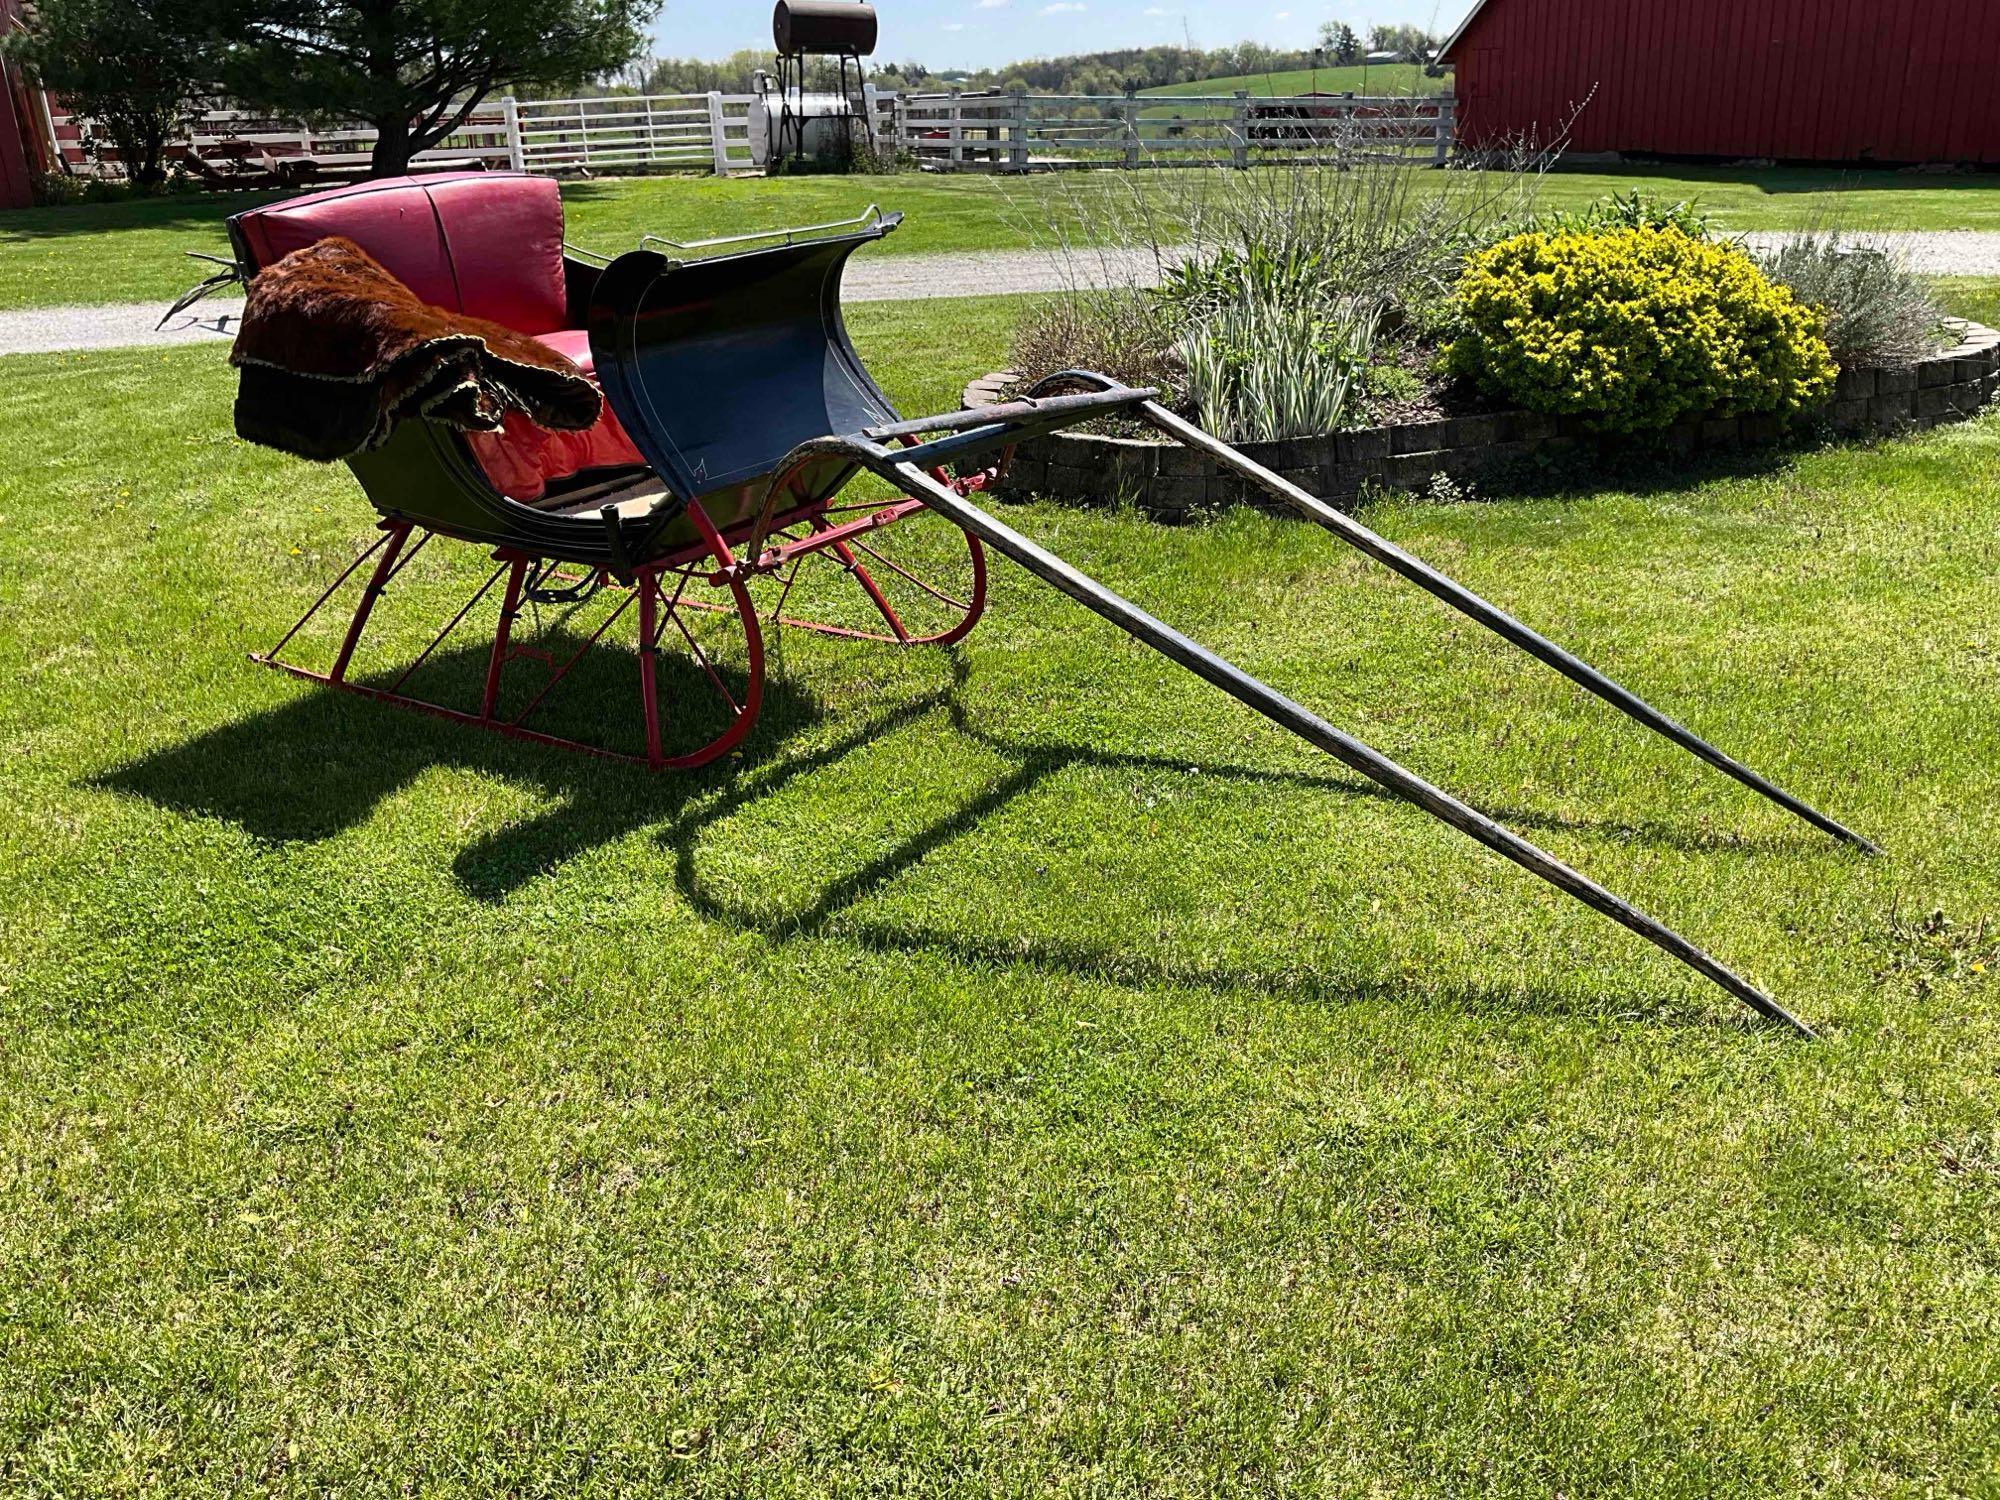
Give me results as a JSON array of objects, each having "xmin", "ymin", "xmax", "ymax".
[
  {"xmin": 1450, "ymin": 0, "xmax": 2000, "ymax": 166},
  {"xmin": 0, "ymin": 0, "xmax": 36, "ymax": 207},
  {"xmin": 0, "ymin": 80, "xmax": 29, "ymax": 209}
]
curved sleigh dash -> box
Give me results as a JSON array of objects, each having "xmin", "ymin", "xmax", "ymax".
[{"xmin": 588, "ymin": 217, "xmax": 902, "ymax": 529}]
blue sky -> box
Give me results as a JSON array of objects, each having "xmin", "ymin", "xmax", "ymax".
[{"xmin": 651, "ymin": 0, "xmax": 1478, "ymax": 71}]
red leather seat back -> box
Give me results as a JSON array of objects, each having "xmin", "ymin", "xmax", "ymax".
[
  {"xmin": 230, "ymin": 172, "xmax": 568, "ymax": 335},
  {"xmin": 423, "ymin": 176, "xmax": 568, "ymax": 333}
]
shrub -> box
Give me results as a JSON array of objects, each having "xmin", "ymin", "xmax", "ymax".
[
  {"xmin": 2, "ymin": 0, "xmax": 212, "ymax": 191},
  {"xmin": 1009, "ymin": 288, "xmax": 1183, "ymax": 400},
  {"xmin": 1755, "ymin": 230, "xmax": 1952, "ymax": 368},
  {"xmin": 1509, "ymin": 188, "xmax": 1714, "ymax": 242},
  {"xmin": 30, "ymin": 171, "xmax": 91, "ymax": 206},
  {"xmin": 1010, "ymin": 147, "xmax": 1549, "ymax": 363},
  {"xmin": 1447, "ymin": 226, "xmax": 1837, "ymax": 432}
]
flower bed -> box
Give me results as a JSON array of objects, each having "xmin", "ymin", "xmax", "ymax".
[{"xmin": 966, "ymin": 319, "xmax": 2000, "ymax": 520}]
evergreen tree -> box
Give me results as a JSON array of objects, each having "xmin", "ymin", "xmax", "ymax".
[
  {"xmin": 1317, "ymin": 21, "xmax": 1362, "ymax": 65},
  {"xmin": 218, "ymin": 0, "xmax": 659, "ymax": 176}
]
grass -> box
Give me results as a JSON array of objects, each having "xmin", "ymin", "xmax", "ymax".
[
  {"xmin": 7, "ymin": 163, "xmax": 2000, "ymax": 313},
  {"xmin": 1141, "ymin": 63, "xmax": 1446, "ymax": 99},
  {"xmin": 3, "ymin": 289, "xmax": 1999, "ymax": 1493},
  {"xmin": 1933, "ymin": 275, "xmax": 2000, "ymax": 331}
]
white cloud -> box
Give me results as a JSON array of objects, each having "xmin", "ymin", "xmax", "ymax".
[
  {"xmin": 1274, "ymin": 7, "xmax": 1290, "ymax": 14},
  {"xmin": 1142, "ymin": 5, "xmax": 1175, "ymax": 13},
  {"xmin": 1040, "ymin": 1, "xmax": 1085, "ymax": 11},
  {"xmin": 975, "ymin": 0, "xmax": 1009, "ymax": 7},
  {"xmin": 942, "ymin": 19, "xmax": 966, "ymax": 28}
]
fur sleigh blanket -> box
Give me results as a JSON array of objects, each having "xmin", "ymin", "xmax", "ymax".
[{"xmin": 229, "ymin": 236, "xmax": 601, "ymax": 462}]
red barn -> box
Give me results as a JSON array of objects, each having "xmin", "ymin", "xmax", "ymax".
[
  {"xmin": 1440, "ymin": 0, "xmax": 2000, "ymax": 167},
  {"xmin": 1, "ymin": 0, "xmax": 51, "ymax": 208}
]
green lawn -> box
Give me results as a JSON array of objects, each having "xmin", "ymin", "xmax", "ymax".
[
  {"xmin": 3, "ymin": 291, "xmax": 1998, "ymax": 1493},
  {"xmin": 1141, "ymin": 63, "xmax": 1445, "ymax": 99},
  {"xmin": 1934, "ymin": 275, "xmax": 2000, "ymax": 330},
  {"xmin": 7, "ymin": 163, "xmax": 2000, "ymax": 313}
]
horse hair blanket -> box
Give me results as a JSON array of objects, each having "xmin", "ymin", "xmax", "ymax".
[{"xmin": 230, "ymin": 236, "xmax": 601, "ymax": 462}]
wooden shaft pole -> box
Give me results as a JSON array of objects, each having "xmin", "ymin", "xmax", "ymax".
[{"xmin": 1133, "ymin": 398, "xmax": 1880, "ymax": 856}]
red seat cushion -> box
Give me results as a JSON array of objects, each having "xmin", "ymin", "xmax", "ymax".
[
  {"xmin": 462, "ymin": 329, "xmax": 646, "ymax": 502},
  {"xmin": 235, "ymin": 175, "xmax": 643, "ymax": 500}
]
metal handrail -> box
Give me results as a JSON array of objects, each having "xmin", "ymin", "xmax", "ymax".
[{"xmin": 639, "ymin": 204, "xmax": 884, "ymax": 255}]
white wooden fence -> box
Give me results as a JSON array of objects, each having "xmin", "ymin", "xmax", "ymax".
[
  {"xmin": 46, "ymin": 94, "xmax": 757, "ymax": 180},
  {"xmin": 47, "ymin": 88, "xmax": 1453, "ymax": 182},
  {"xmin": 47, "ymin": 101, "xmax": 519, "ymax": 178},
  {"xmin": 503, "ymin": 93, "xmax": 756, "ymax": 175},
  {"xmin": 876, "ymin": 90, "xmax": 1454, "ymax": 171}
]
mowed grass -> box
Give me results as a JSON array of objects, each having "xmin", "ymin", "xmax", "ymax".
[
  {"xmin": 1141, "ymin": 62, "xmax": 1445, "ymax": 99},
  {"xmin": 4, "ymin": 292, "xmax": 2000, "ymax": 1493},
  {"xmin": 9, "ymin": 160, "xmax": 2000, "ymax": 312}
]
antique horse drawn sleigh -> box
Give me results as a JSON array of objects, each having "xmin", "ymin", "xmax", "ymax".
[{"xmin": 220, "ymin": 173, "xmax": 1874, "ymax": 1035}]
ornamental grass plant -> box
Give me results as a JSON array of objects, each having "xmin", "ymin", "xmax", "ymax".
[
  {"xmin": 1005, "ymin": 148, "xmax": 1550, "ymax": 426},
  {"xmin": 1754, "ymin": 228, "xmax": 1953, "ymax": 369}
]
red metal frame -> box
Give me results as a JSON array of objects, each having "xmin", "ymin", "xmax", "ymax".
[{"xmin": 255, "ymin": 476, "xmax": 992, "ymax": 770}]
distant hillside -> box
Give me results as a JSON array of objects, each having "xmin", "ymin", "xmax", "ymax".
[{"xmin": 1143, "ymin": 63, "xmax": 1444, "ymax": 99}]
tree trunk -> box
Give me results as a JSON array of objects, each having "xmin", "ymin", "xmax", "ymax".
[
  {"xmin": 361, "ymin": 0, "xmax": 407, "ymax": 179},
  {"xmin": 102, "ymin": 107, "xmax": 172, "ymax": 192},
  {"xmin": 114, "ymin": 131, "xmax": 167, "ymax": 190},
  {"xmin": 370, "ymin": 116, "xmax": 413, "ymax": 178}
]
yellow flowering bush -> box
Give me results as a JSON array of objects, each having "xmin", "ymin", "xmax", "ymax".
[{"xmin": 1447, "ymin": 226, "xmax": 1838, "ymax": 432}]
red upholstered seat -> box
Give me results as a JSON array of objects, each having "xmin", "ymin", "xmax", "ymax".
[
  {"xmin": 461, "ymin": 330, "xmax": 644, "ymax": 502},
  {"xmin": 230, "ymin": 173, "xmax": 645, "ymax": 500}
]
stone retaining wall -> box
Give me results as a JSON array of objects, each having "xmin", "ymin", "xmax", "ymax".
[{"xmin": 966, "ymin": 318, "xmax": 2000, "ymax": 520}]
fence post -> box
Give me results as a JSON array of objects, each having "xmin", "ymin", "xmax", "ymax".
[
  {"xmin": 1434, "ymin": 92, "xmax": 1455, "ymax": 165},
  {"xmin": 861, "ymin": 81, "xmax": 881, "ymax": 154},
  {"xmin": 1231, "ymin": 89, "xmax": 1250, "ymax": 169},
  {"xmin": 707, "ymin": 91, "xmax": 730, "ymax": 175},
  {"xmin": 1010, "ymin": 90, "xmax": 1029, "ymax": 171},
  {"xmin": 500, "ymin": 95, "xmax": 524, "ymax": 171},
  {"xmin": 1123, "ymin": 88, "xmax": 1140, "ymax": 167},
  {"xmin": 949, "ymin": 89, "xmax": 963, "ymax": 169}
]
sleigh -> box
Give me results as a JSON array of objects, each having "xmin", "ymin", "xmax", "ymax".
[{"xmin": 224, "ymin": 172, "xmax": 1875, "ymax": 1035}]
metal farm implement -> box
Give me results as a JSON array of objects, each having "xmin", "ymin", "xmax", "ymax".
[{"xmin": 225, "ymin": 173, "xmax": 1875, "ymax": 1037}]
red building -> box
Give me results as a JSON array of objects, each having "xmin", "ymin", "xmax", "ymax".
[
  {"xmin": 1440, "ymin": 0, "xmax": 2000, "ymax": 167},
  {"xmin": 1, "ymin": 0, "xmax": 51, "ymax": 207}
]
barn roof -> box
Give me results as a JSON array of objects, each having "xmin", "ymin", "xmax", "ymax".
[{"xmin": 1435, "ymin": 0, "xmax": 1495, "ymax": 63}]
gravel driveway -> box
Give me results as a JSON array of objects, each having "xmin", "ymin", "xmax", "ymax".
[{"xmin": 5, "ymin": 231, "xmax": 1998, "ymax": 358}]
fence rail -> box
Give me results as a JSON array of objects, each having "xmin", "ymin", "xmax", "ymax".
[
  {"xmin": 47, "ymin": 102, "xmax": 519, "ymax": 179},
  {"xmin": 45, "ymin": 87, "xmax": 1453, "ymax": 184},
  {"xmin": 876, "ymin": 90, "xmax": 1454, "ymax": 171},
  {"xmin": 506, "ymin": 93, "xmax": 757, "ymax": 174}
]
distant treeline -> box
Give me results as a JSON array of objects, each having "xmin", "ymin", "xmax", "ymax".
[
  {"xmin": 614, "ymin": 23, "xmax": 1444, "ymax": 100},
  {"xmin": 633, "ymin": 38, "xmax": 1396, "ymax": 99}
]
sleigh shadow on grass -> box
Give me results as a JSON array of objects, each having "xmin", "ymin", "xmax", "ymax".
[
  {"xmin": 97, "ymin": 637, "xmax": 1811, "ymax": 881},
  {"xmin": 93, "ymin": 639, "xmax": 814, "ymax": 877},
  {"xmin": 645, "ymin": 672, "xmax": 1819, "ymax": 1032},
  {"xmin": 96, "ymin": 644, "xmax": 1817, "ymax": 1027}
]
